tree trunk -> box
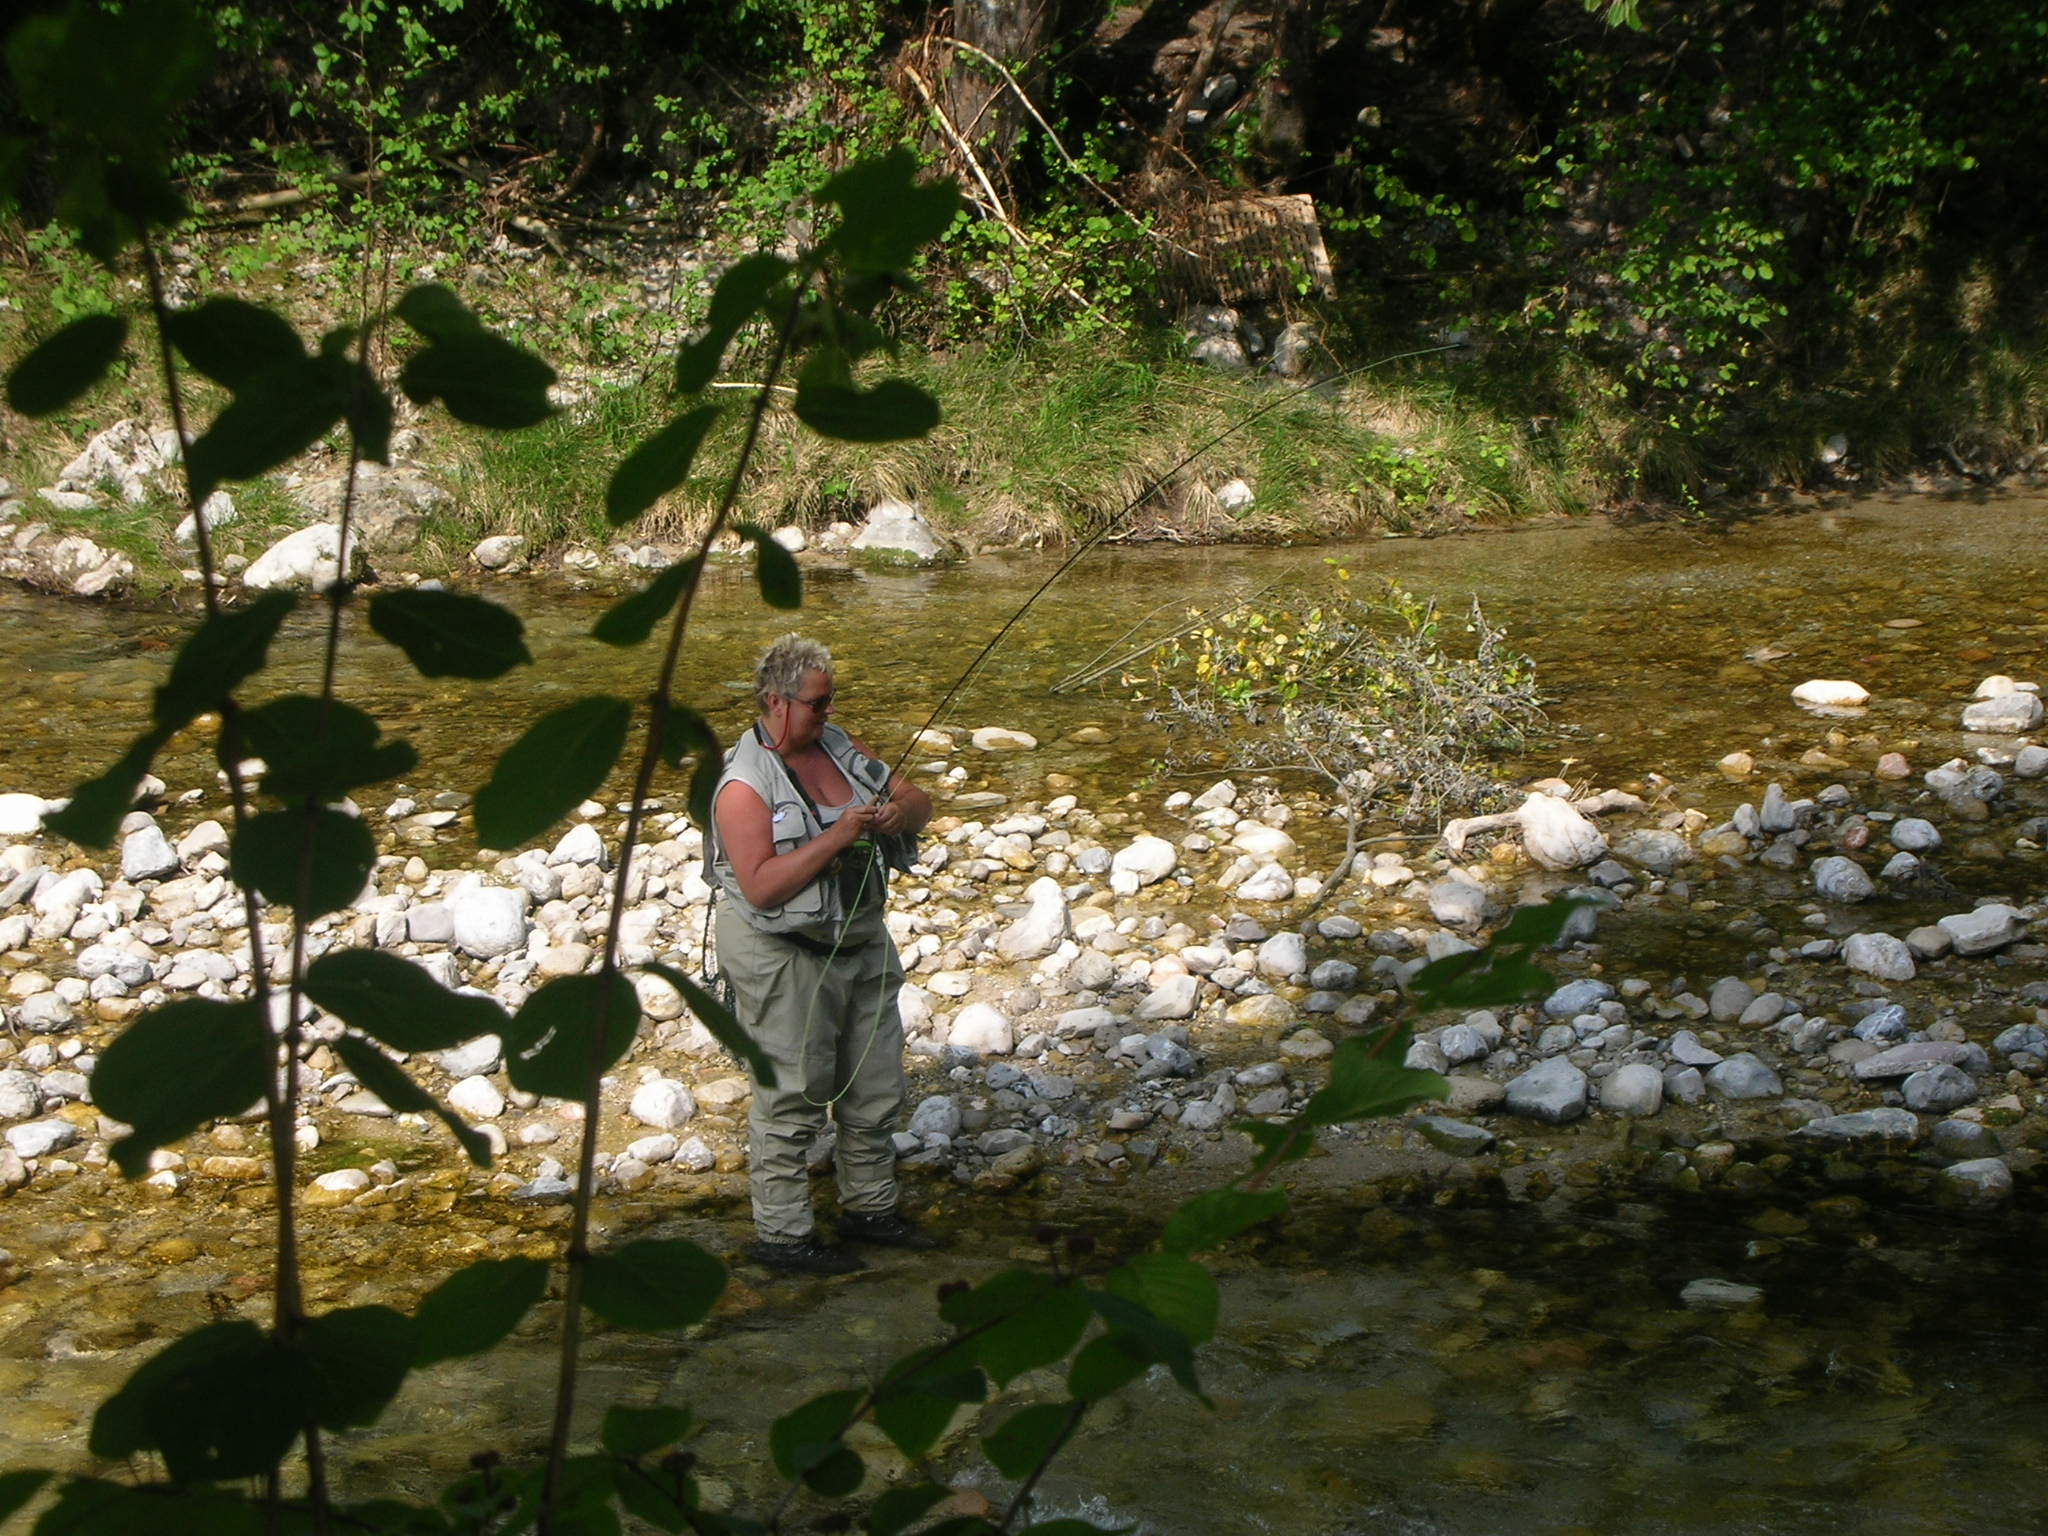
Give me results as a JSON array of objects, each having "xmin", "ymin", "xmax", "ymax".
[{"xmin": 946, "ymin": 0, "xmax": 1058, "ymax": 190}]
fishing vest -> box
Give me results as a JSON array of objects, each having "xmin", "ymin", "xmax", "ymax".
[{"xmin": 708, "ymin": 722, "xmax": 894, "ymax": 938}]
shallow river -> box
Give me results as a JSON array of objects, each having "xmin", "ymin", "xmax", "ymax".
[{"xmin": 3, "ymin": 491, "xmax": 2047, "ymax": 1533}]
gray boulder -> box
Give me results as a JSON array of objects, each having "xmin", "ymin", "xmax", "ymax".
[{"xmin": 1504, "ymin": 1057, "xmax": 1589, "ymax": 1124}]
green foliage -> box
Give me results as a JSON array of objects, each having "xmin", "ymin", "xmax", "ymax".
[
  {"xmin": 366, "ymin": 590, "xmax": 531, "ymax": 679},
  {"xmin": 472, "ymin": 695, "xmax": 633, "ymax": 849},
  {"xmin": 1142, "ymin": 567, "xmax": 1543, "ymax": 830},
  {"xmin": 4, "ymin": 312, "xmax": 126, "ymax": 415},
  {"xmin": 501, "ymin": 970, "xmax": 641, "ymax": 1097},
  {"xmin": 91, "ymin": 999, "xmax": 271, "ymax": 1178},
  {"xmin": 582, "ymin": 1240, "xmax": 726, "ymax": 1331},
  {"xmin": 411, "ymin": 1258, "xmax": 551, "ymax": 1366}
]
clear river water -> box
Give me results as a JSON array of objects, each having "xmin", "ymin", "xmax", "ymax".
[{"xmin": 1, "ymin": 491, "xmax": 2045, "ymax": 1534}]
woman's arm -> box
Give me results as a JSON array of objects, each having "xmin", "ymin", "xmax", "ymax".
[
  {"xmin": 847, "ymin": 735, "xmax": 932, "ymax": 836},
  {"xmin": 715, "ymin": 780, "xmax": 877, "ymax": 911}
]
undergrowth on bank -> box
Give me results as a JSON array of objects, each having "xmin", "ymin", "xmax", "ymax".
[{"xmin": 0, "ymin": 5, "xmax": 1581, "ymax": 1534}]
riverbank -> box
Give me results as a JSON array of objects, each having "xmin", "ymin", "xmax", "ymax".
[{"xmin": 6, "ymin": 305, "xmax": 2046, "ymax": 606}]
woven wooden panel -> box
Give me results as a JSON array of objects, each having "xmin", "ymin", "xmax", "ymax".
[{"xmin": 1165, "ymin": 193, "xmax": 1337, "ymax": 306}]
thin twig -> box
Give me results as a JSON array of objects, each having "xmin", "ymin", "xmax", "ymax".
[
  {"xmin": 940, "ymin": 37, "xmax": 1204, "ymax": 263},
  {"xmin": 902, "ymin": 61, "xmax": 1105, "ymax": 322}
]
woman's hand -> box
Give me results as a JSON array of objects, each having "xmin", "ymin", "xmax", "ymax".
[{"xmin": 870, "ymin": 798, "xmax": 908, "ymax": 835}]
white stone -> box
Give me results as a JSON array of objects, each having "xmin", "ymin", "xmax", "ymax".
[
  {"xmin": 0, "ymin": 794, "xmax": 44, "ymax": 837},
  {"xmin": 550, "ymin": 822, "xmax": 607, "ymax": 867},
  {"xmin": 474, "ymin": 534, "xmax": 528, "ymax": 569},
  {"xmin": 1841, "ymin": 931, "xmax": 1915, "ymax": 982},
  {"xmin": 770, "ymin": 524, "xmax": 807, "ymax": 552},
  {"xmin": 993, "ymin": 877, "xmax": 1070, "ymax": 961},
  {"xmin": 243, "ymin": 523, "xmax": 355, "ymax": 592},
  {"xmin": 173, "ymin": 491, "xmax": 237, "ymax": 545},
  {"xmin": 448, "ymin": 879, "xmax": 529, "ymax": 958},
  {"xmin": 851, "ymin": 499, "xmax": 946, "ymax": 562},
  {"xmin": 448, "ymin": 1075, "xmax": 506, "ymax": 1119},
  {"xmin": 970, "ymin": 727, "xmax": 1038, "ymax": 752},
  {"xmin": 1519, "ymin": 792, "xmax": 1606, "ymax": 869},
  {"xmin": 1133, "ymin": 975, "xmax": 1198, "ymax": 1021},
  {"xmin": 1504, "ymin": 1057, "xmax": 1588, "ymax": 1124},
  {"xmin": 1110, "ymin": 835, "xmax": 1177, "ymax": 890},
  {"xmin": 5, "ymin": 1118, "xmax": 78, "ymax": 1158},
  {"xmin": 1228, "ymin": 822, "xmax": 1297, "ymax": 859},
  {"xmin": 629, "ymin": 1078, "xmax": 697, "ymax": 1129},
  {"xmin": 1232, "ymin": 864, "xmax": 1295, "ymax": 902},
  {"xmin": 1791, "ymin": 679, "xmax": 1869, "ymax": 710},
  {"xmin": 121, "ymin": 822, "xmax": 181, "ymax": 881},
  {"xmin": 1812, "ymin": 855, "xmax": 1875, "ymax": 903},
  {"xmin": 949, "ymin": 1003, "xmax": 1015, "ymax": 1055},
  {"xmin": 1961, "ymin": 693, "xmax": 2043, "ymax": 733},
  {"xmin": 1938, "ymin": 904, "xmax": 2026, "ymax": 956},
  {"xmin": 1255, "ymin": 931, "xmax": 1307, "ymax": 980},
  {"xmin": 1214, "ymin": 477, "xmax": 1255, "ymax": 511},
  {"xmin": 1600, "ymin": 1062, "xmax": 1665, "ymax": 1117}
]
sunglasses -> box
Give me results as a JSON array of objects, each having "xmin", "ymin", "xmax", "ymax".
[{"xmin": 786, "ymin": 691, "xmax": 834, "ymax": 713}]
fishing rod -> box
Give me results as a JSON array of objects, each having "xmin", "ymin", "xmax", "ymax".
[{"xmin": 884, "ymin": 340, "xmax": 1466, "ymax": 782}]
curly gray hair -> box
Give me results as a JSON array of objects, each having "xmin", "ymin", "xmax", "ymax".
[{"xmin": 755, "ymin": 633, "xmax": 833, "ymax": 707}]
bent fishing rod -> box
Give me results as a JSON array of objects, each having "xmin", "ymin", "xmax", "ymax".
[{"xmin": 882, "ymin": 340, "xmax": 1465, "ymax": 782}]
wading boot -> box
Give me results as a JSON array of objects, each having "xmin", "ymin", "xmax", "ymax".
[
  {"xmin": 835, "ymin": 1208, "xmax": 942, "ymax": 1250},
  {"xmin": 746, "ymin": 1236, "xmax": 865, "ymax": 1275}
]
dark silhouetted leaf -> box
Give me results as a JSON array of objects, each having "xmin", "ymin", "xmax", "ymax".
[
  {"xmin": 393, "ymin": 281, "xmax": 481, "ymax": 342},
  {"xmin": 368, "ymin": 588, "xmax": 531, "ymax": 680},
  {"xmin": 93, "ymin": 999, "xmax": 270, "ymax": 1178},
  {"xmin": 642, "ymin": 962, "xmax": 773, "ymax": 1088},
  {"xmin": 230, "ymin": 807, "xmax": 375, "ymax": 919},
  {"xmin": 614, "ymin": 1466, "xmax": 692, "ymax": 1534},
  {"xmin": 90, "ymin": 1321, "xmax": 302, "ymax": 1483},
  {"xmin": 1300, "ymin": 1036, "xmax": 1448, "ymax": 1127},
  {"xmin": 652, "ymin": 705, "xmax": 722, "ymax": 831},
  {"xmin": 770, "ymin": 1389, "xmax": 862, "ymax": 1489},
  {"xmin": 401, "ymin": 333, "xmax": 556, "ymax": 429},
  {"xmin": 413, "ymin": 1257, "xmax": 550, "ymax": 1366},
  {"xmin": 185, "ymin": 355, "xmax": 350, "ymax": 502},
  {"xmin": 867, "ymin": 1484, "xmax": 954, "ymax": 1536},
  {"xmin": 792, "ymin": 376, "xmax": 939, "ymax": 444},
  {"xmin": 874, "ymin": 1371, "xmax": 980, "ymax": 1463},
  {"xmin": 28, "ymin": 1477, "xmax": 266, "ymax": 1536},
  {"xmin": 676, "ymin": 253, "xmax": 790, "ymax": 393},
  {"xmin": 607, "ymin": 407, "xmax": 719, "ymax": 526},
  {"xmin": 162, "ymin": 298, "xmax": 303, "ymax": 390},
  {"xmin": 332, "ymin": 1033, "xmax": 493, "ymax": 1167},
  {"xmin": 237, "ymin": 695, "xmax": 416, "ymax": 801},
  {"xmin": 154, "ymin": 590, "xmax": 298, "ymax": 730},
  {"xmin": 5, "ymin": 312, "xmax": 127, "ymax": 416},
  {"xmin": 592, "ymin": 558, "xmax": 700, "ymax": 646},
  {"xmin": 819, "ymin": 150, "xmax": 962, "ymax": 274},
  {"xmin": 42, "ymin": 725, "xmax": 170, "ymax": 848},
  {"xmin": 1065, "ymin": 1337, "xmax": 1146, "ymax": 1403},
  {"xmin": 939, "ymin": 1271, "xmax": 1092, "ymax": 1386},
  {"xmin": 298, "ymin": 1305, "xmax": 415, "ymax": 1429},
  {"xmin": 735, "ymin": 522, "xmax": 803, "ymax": 607},
  {"xmin": 6, "ymin": 0, "xmax": 213, "ymax": 162},
  {"xmin": 474, "ymin": 695, "xmax": 631, "ymax": 849},
  {"xmin": 305, "ymin": 949, "xmax": 510, "ymax": 1052},
  {"xmin": 584, "ymin": 1239, "xmax": 727, "ymax": 1331},
  {"xmin": 982, "ymin": 1402, "xmax": 1075, "ymax": 1480},
  {"xmin": 1410, "ymin": 897, "xmax": 1584, "ymax": 1010},
  {"xmin": 602, "ymin": 1404, "xmax": 694, "ymax": 1458},
  {"xmin": 502, "ymin": 971, "xmax": 641, "ymax": 1099},
  {"xmin": 1159, "ymin": 1188, "xmax": 1288, "ymax": 1256},
  {"xmin": 1085, "ymin": 1291, "xmax": 1204, "ymax": 1400},
  {"xmin": 0, "ymin": 1470, "xmax": 51, "ymax": 1525},
  {"xmin": 1104, "ymin": 1255, "xmax": 1217, "ymax": 1345},
  {"xmin": 1240, "ymin": 1120, "xmax": 1309, "ymax": 1169}
]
